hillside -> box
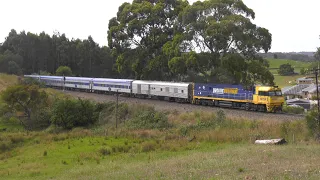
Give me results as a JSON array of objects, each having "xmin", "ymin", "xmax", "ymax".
[
  {"xmin": 1, "ymin": 74, "xmax": 320, "ymax": 179},
  {"xmin": 0, "ymin": 74, "xmax": 18, "ymax": 92},
  {"xmin": 267, "ymin": 59, "xmax": 312, "ymax": 88}
]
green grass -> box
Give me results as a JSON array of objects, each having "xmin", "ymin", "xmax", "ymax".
[
  {"xmin": 0, "ymin": 108, "xmax": 314, "ymax": 179},
  {"xmin": 1, "ymin": 132, "xmax": 320, "ymax": 180},
  {"xmin": 267, "ymin": 58, "xmax": 311, "ymax": 74},
  {"xmin": 267, "ymin": 59, "xmax": 312, "ymax": 87}
]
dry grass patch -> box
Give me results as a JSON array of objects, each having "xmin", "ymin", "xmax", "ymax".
[
  {"xmin": 0, "ymin": 73, "xmax": 18, "ymax": 92},
  {"xmin": 56, "ymin": 143, "xmax": 320, "ymax": 180}
]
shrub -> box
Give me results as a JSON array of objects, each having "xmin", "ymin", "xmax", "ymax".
[
  {"xmin": 51, "ymin": 98, "xmax": 98, "ymax": 129},
  {"xmin": 283, "ymin": 105, "xmax": 304, "ymax": 114},
  {"xmin": 0, "ymin": 143, "xmax": 10, "ymax": 153},
  {"xmin": 141, "ymin": 141, "xmax": 157, "ymax": 152},
  {"xmin": 30, "ymin": 108, "xmax": 52, "ymax": 130},
  {"xmin": 99, "ymin": 147, "xmax": 112, "ymax": 156},
  {"xmin": 306, "ymin": 110, "xmax": 320, "ymax": 139},
  {"xmin": 56, "ymin": 66, "xmax": 72, "ymax": 76},
  {"xmin": 126, "ymin": 106, "xmax": 170, "ymax": 129}
]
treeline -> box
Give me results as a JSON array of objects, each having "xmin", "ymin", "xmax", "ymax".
[
  {"xmin": 0, "ymin": 30, "xmax": 117, "ymax": 78},
  {"xmin": 1, "ymin": 0, "xmax": 280, "ymax": 86},
  {"xmin": 258, "ymin": 52, "xmax": 315, "ymax": 61}
]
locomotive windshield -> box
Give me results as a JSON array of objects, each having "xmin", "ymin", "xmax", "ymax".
[{"xmin": 259, "ymin": 91, "xmax": 282, "ymax": 96}]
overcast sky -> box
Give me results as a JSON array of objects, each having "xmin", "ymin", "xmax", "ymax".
[{"xmin": 1, "ymin": 0, "xmax": 319, "ymax": 52}]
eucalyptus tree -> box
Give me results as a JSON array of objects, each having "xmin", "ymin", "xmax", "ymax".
[
  {"xmin": 178, "ymin": 0, "xmax": 274, "ymax": 85},
  {"xmin": 108, "ymin": 0, "xmax": 189, "ymax": 80}
]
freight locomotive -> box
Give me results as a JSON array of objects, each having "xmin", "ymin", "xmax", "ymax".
[{"xmin": 24, "ymin": 75, "xmax": 284, "ymax": 113}]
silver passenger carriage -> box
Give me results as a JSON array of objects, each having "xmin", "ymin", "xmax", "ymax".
[
  {"xmin": 64, "ymin": 77, "xmax": 93, "ymax": 91},
  {"xmin": 132, "ymin": 80, "xmax": 192, "ymax": 102},
  {"xmin": 92, "ymin": 78, "xmax": 133, "ymax": 94},
  {"xmin": 38, "ymin": 76, "xmax": 64, "ymax": 88}
]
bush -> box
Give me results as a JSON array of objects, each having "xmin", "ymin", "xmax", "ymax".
[
  {"xmin": 278, "ymin": 63, "xmax": 295, "ymax": 76},
  {"xmin": 99, "ymin": 147, "xmax": 112, "ymax": 156},
  {"xmin": 126, "ymin": 106, "xmax": 170, "ymax": 129},
  {"xmin": 56, "ymin": 66, "xmax": 72, "ymax": 76},
  {"xmin": 306, "ymin": 110, "xmax": 320, "ymax": 139},
  {"xmin": 51, "ymin": 98, "xmax": 98, "ymax": 129},
  {"xmin": 283, "ymin": 105, "xmax": 304, "ymax": 114},
  {"xmin": 30, "ymin": 108, "xmax": 52, "ymax": 130},
  {"xmin": 20, "ymin": 77, "xmax": 46, "ymax": 87}
]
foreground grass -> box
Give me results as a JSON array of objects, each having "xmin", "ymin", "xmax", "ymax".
[
  {"xmin": 0, "ymin": 111, "xmax": 316, "ymax": 180},
  {"xmin": 1, "ymin": 132, "xmax": 320, "ymax": 180}
]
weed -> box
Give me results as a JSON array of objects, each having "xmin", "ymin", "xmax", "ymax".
[
  {"xmin": 0, "ymin": 143, "xmax": 10, "ymax": 152},
  {"xmin": 238, "ymin": 168, "xmax": 244, "ymax": 173},
  {"xmin": 141, "ymin": 141, "xmax": 157, "ymax": 152},
  {"xmin": 99, "ymin": 147, "xmax": 112, "ymax": 156},
  {"xmin": 43, "ymin": 150, "xmax": 47, "ymax": 156},
  {"xmin": 10, "ymin": 136, "xmax": 25, "ymax": 144}
]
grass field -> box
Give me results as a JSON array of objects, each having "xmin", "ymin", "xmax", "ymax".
[
  {"xmin": 267, "ymin": 59, "xmax": 313, "ymax": 87},
  {"xmin": 0, "ymin": 69, "xmax": 319, "ymax": 179},
  {"xmin": 0, "ymin": 124, "xmax": 318, "ymax": 180}
]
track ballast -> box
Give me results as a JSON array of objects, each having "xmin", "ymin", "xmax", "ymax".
[{"xmin": 60, "ymin": 90, "xmax": 305, "ymax": 122}]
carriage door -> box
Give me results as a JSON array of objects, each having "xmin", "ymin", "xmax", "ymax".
[
  {"xmin": 148, "ymin": 85, "xmax": 151, "ymax": 96},
  {"xmin": 137, "ymin": 84, "xmax": 141, "ymax": 94}
]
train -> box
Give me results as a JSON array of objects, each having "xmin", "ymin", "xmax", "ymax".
[{"xmin": 24, "ymin": 75, "xmax": 285, "ymax": 113}]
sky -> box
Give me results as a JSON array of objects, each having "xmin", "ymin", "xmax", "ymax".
[{"xmin": 1, "ymin": 0, "xmax": 319, "ymax": 52}]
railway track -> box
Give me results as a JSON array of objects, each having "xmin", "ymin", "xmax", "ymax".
[{"xmin": 60, "ymin": 90, "xmax": 305, "ymax": 122}]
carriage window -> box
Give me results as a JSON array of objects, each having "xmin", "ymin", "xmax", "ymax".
[{"xmin": 160, "ymin": 88, "xmax": 163, "ymax": 91}]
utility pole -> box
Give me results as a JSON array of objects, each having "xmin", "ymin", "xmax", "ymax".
[
  {"xmin": 313, "ymin": 68, "xmax": 320, "ymax": 127},
  {"xmin": 116, "ymin": 89, "xmax": 119, "ymax": 129},
  {"xmin": 63, "ymin": 74, "xmax": 65, "ymax": 91}
]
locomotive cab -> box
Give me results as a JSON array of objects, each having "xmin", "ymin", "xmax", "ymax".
[{"xmin": 253, "ymin": 86, "xmax": 284, "ymax": 112}]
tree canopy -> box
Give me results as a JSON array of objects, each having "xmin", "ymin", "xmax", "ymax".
[
  {"xmin": 0, "ymin": 30, "xmax": 117, "ymax": 78},
  {"xmin": 108, "ymin": 0, "xmax": 274, "ymax": 85},
  {"xmin": 56, "ymin": 66, "xmax": 72, "ymax": 76},
  {"xmin": 278, "ymin": 63, "xmax": 295, "ymax": 76}
]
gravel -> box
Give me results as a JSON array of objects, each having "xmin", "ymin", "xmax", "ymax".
[{"xmin": 61, "ymin": 90, "xmax": 305, "ymax": 122}]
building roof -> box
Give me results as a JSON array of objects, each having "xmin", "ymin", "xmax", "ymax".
[
  {"xmin": 301, "ymin": 84, "xmax": 320, "ymax": 93},
  {"xmin": 287, "ymin": 98, "xmax": 310, "ymax": 103},
  {"xmin": 297, "ymin": 77, "xmax": 313, "ymax": 81}
]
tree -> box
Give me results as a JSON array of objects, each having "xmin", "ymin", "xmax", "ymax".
[
  {"xmin": 0, "ymin": 29, "xmax": 117, "ymax": 78},
  {"xmin": 273, "ymin": 54, "xmax": 278, "ymax": 59},
  {"xmin": 300, "ymin": 67, "xmax": 307, "ymax": 75},
  {"xmin": 278, "ymin": 63, "xmax": 295, "ymax": 76},
  {"xmin": 108, "ymin": 0, "xmax": 189, "ymax": 80},
  {"xmin": 1, "ymin": 84, "xmax": 48, "ymax": 128},
  {"xmin": 179, "ymin": 0, "xmax": 273, "ymax": 85},
  {"xmin": 56, "ymin": 66, "xmax": 72, "ymax": 76},
  {"xmin": 0, "ymin": 50, "xmax": 23, "ymax": 75}
]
